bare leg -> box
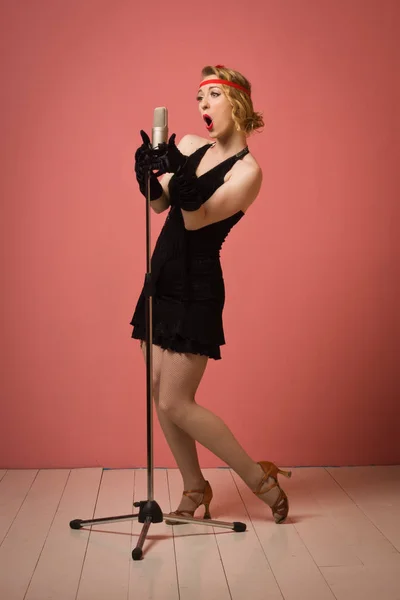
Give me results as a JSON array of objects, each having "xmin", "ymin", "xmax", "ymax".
[
  {"xmin": 140, "ymin": 342, "xmax": 207, "ymax": 501},
  {"xmin": 158, "ymin": 350, "xmax": 278, "ymax": 503},
  {"xmin": 140, "ymin": 343, "xmax": 282, "ymax": 515}
]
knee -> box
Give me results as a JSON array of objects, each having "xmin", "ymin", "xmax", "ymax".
[{"xmin": 158, "ymin": 396, "xmax": 193, "ymax": 422}]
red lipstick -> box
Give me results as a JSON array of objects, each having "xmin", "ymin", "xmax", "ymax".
[{"xmin": 203, "ymin": 114, "xmax": 213, "ymax": 131}]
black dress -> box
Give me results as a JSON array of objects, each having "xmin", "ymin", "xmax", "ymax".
[{"xmin": 130, "ymin": 142, "xmax": 249, "ymax": 360}]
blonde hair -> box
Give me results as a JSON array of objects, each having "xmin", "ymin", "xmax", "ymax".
[{"xmin": 201, "ymin": 65, "xmax": 264, "ymax": 135}]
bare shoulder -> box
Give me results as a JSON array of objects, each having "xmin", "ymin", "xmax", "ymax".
[
  {"xmin": 177, "ymin": 134, "xmax": 210, "ymax": 156},
  {"xmin": 226, "ymin": 151, "xmax": 263, "ymax": 186}
]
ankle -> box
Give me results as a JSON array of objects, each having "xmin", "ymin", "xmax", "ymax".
[
  {"xmin": 182, "ymin": 477, "xmax": 207, "ymax": 491},
  {"xmin": 246, "ymin": 462, "xmax": 269, "ymax": 491}
]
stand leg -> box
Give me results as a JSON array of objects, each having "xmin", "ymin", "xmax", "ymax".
[{"xmin": 132, "ymin": 518, "xmax": 151, "ymax": 560}]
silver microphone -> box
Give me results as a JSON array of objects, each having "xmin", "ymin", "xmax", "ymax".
[{"xmin": 152, "ymin": 107, "xmax": 168, "ymax": 148}]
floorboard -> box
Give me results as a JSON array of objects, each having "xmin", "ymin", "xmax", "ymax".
[{"xmin": 0, "ymin": 466, "xmax": 398, "ymax": 600}]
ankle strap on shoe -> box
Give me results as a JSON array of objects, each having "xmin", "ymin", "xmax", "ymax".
[
  {"xmin": 183, "ymin": 481, "xmax": 209, "ymax": 496},
  {"xmin": 253, "ymin": 477, "xmax": 278, "ymax": 496}
]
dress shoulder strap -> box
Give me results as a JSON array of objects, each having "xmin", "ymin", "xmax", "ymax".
[
  {"xmin": 219, "ymin": 145, "xmax": 250, "ymax": 172},
  {"xmin": 235, "ymin": 146, "xmax": 249, "ymax": 160},
  {"xmin": 185, "ymin": 143, "xmax": 213, "ymax": 168}
]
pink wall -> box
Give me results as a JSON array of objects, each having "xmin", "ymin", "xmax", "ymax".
[{"xmin": 0, "ymin": 0, "xmax": 399, "ymax": 469}]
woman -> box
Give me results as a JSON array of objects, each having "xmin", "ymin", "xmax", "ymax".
[{"xmin": 130, "ymin": 65, "xmax": 291, "ymax": 524}]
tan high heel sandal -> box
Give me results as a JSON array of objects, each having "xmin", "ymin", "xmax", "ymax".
[
  {"xmin": 165, "ymin": 481, "xmax": 213, "ymax": 525},
  {"xmin": 253, "ymin": 461, "xmax": 292, "ymax": 523}
]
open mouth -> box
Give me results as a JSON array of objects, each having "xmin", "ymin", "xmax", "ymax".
[{"xmin": 203, "ymin": 114, "xmax": 214, "ymax": 131}]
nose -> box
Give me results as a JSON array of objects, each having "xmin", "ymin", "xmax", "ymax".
[{"xmin": 200, "ymin": 97, "xmax": 209, "ymax": 110}]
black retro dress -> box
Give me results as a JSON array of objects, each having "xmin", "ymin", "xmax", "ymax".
[{"xmin": 130, "ymin": 143, "xmax": 249, "ymax": 360}]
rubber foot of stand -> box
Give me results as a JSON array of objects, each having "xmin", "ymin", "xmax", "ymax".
[
  {"xmin": 132, "ymin": 548, "xmax": 143, "ymax": 561},
  {"xmin": 233, "ymin": 522, "xmax": 247, "ymax": 532},
  {"xmin": 69, "ymin": 519, "xmax": 83, "ymax": 530}
]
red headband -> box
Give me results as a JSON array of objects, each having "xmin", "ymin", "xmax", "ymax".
[{"xmin": 199, "ymin": 78, "xmax": 251, "ymax": 97}]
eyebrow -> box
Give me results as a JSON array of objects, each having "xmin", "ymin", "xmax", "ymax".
[{"xmin": 197, "ymin": 85, "xmax": 222, "ymax": 94}]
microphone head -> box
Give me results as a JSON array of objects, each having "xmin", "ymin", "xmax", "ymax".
[
  {"xmin": 153, "ymin": 107, "xmax": 167, "ymax": 128},
  {"xmin": 152, "ymin": 107, "xmax": 168, "ymax": 148}
]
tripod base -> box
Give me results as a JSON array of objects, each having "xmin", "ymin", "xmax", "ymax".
[{"xmin": 70, "ymin": 499, "xmax": 246, "ymax": 561}]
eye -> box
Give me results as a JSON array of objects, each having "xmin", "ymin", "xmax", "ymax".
[
  {"xmin": 211, "ymin": 92, "xmax": 220, "ymax": 97},
  {"xmin": 196, "ymin": 96, "xmax": 203, "ymax": 102}
]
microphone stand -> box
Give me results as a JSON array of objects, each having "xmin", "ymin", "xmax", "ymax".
[{"xmin": 69, "ymin": 166, "xmax": 247, "ymax": 561}]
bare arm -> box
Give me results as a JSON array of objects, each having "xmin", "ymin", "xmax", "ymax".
[{"xmin": 181, "ymin": 163, "xmax": 262, "ymax": 230}]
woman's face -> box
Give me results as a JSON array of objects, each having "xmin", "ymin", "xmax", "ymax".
[{"xmin": 197, "ymin": 76, "xmax": 234, "ymax": 139}]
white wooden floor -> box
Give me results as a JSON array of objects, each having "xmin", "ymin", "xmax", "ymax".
[{"xmin": 0, "ymin": 466, "xmax": 399, "ymax": 600}]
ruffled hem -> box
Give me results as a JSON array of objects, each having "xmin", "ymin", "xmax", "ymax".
[
  {"xmin": 130, "ymin": 291, "xmax": 224, "ymax": 360},
  {"xmin": 131, "ymin": 328, "xmax": 222, "ymax": 360}
]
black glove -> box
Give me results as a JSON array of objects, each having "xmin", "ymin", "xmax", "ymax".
[
  {"xmin": 157, "ymin": 134, "xmax": 187, "ymax": 174},
  {"xmin": 134, "ymin": 130, "xmax": 165, "ymax": 200},
  {"xmin": 173, "ymin": 169, "xmax": 203, "ymax": 212}
]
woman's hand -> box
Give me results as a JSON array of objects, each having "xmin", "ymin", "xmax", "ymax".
[
  {"xmin": 158, "ymin": 134, "xmax": 188, "ymax": 174},
  {"xmin": 134, "ymin": 130, "xmax": 164, "ymax": 200},
  {"xmin": 173, "ymin": 169, "xmax": 203, "ymax": 212},
  {"xmin": 134, "ymin": 130, "xmax": 165, "ymax": 172}
]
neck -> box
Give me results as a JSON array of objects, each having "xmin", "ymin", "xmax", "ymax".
[{"xmin": 210, "ymin": 129, "xmax": 247, "ymax": 157}]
